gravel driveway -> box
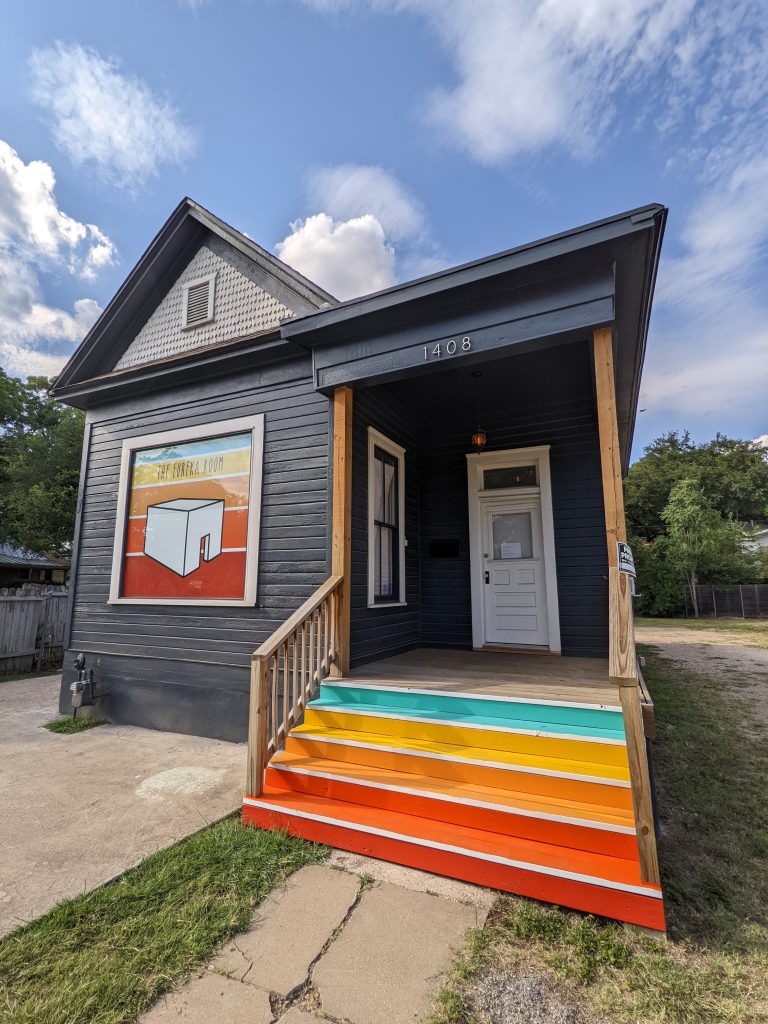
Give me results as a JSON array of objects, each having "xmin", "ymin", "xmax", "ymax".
[
  {"xmin": 0, "ymin": 675, "xmax": 245, "ymax": 938},
  {"xmin": 635, "ymin": 624, "xmax": 768, "ymax": 726}
]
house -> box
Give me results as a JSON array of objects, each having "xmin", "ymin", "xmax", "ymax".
[
  {"xmin": 0, "ymin": 543, "xmax": 69, "ymax": 589},
  {"xmin": 52, "ymin": 198, "xmax": 667, "ymax": 932}
]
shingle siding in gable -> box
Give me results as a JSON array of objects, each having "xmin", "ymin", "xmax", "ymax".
[{"xmin": 114, "ymin": 242, "xmax": 293, "ymax": 370}]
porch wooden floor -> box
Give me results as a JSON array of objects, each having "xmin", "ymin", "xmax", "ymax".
[{"xmin": 347, "ymin": 648, "xmax": 618, "ymax": 708}]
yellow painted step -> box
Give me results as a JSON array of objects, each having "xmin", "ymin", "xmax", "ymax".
[
  {"xmin": 302, "ymin": 707, "xmax": 628, "ymax": 770},
  {"xmin": 290, "ymin": 723, "xmax": 631, "ymax": 785}
]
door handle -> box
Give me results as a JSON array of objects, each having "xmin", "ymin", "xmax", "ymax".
[{"xmin": 484, "ymin": 571, "xmax": 490, "ymax": 584}]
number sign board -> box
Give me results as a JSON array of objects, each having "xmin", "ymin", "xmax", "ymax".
[{"xmin": 617, "ymin": 541, "xmax": 636, "ymax": 578}]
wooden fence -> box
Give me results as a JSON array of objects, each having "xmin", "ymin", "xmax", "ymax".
[{"xmin": 0, "ymin": 591, "xmax": 69, "ymax": 674}]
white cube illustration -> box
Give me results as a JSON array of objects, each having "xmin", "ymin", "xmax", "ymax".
[{"xmin": 144, "ymin": 498, "xmax": 225, "ymax": 577}]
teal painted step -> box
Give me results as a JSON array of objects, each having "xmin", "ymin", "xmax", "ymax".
[{"xmin": 314, "ymin": 684, "xmax": 625, "ymax": 742}]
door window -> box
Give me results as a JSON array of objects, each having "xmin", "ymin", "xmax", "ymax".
[{"xmin": 491, "ymin": 511, "xmax": 533, "ymax": 559}]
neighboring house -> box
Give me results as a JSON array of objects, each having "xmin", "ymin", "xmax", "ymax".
[
  {"xmin": 51, "ymin": 198, "xmax": 668, "ymax": 932},
  {"xmin": 745, "ymin": 525, "xmax": 768, "ymax": 551},
  {"xmin": 0, "ymin": 543, "xmax": 69, "ymax": 589}
]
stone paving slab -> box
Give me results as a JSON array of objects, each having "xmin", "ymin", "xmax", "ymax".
[
  {"xmin": 313, "ymin": 880, "xmax": 478, "ymax": 1024},
  {"xmin": 211, "ymin": 864, "xmax": 359, "ymax": 996},
  {"xmin": 140, "ymin": 972, "xmax": 272, "ymax": 1023},
  {"xmin": 328, "ymin": 849, "xmax": 493, "ymax": 921},
  {"xmin": 276, "ymin": 1010, "xmax": 328, "ymax": 1024}
]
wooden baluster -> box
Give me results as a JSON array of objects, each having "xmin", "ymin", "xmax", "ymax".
[
  {"xmin": 270, "ymin": 654, "xmax": 278, "ymax": 752},
  {"xmin": 300, "ymin": 620, "xmax": 307, "ymax": 714},
  {"xmin": 329, "ymin": 590, "xmax": 337, "ymax": 667},
  {"xmin": 318, "ymin": 600, "xmax": 326, "ymax": 679},
  {"xmin": 291, "ymin": 628, "xmax": 299, "ymax": 727},
  {"xmin": 281, "ymin": 641, "xmax": 289, "ymax": 743},
  {"xmin": 307, "ymin": 610, "xmax": 316, "ymax": 696}
]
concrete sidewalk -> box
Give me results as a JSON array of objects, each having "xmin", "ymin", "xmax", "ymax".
[
  {"xmin": 142, "ymin": 856, "xmax": 493, "ymax": 1024},
  {"xmin": 0, "ymin": 674, "xmax": 245, "ymax": 937}
]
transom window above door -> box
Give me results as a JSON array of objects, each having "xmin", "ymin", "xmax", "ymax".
[
  {"xmin": 483, "ymin": 465, "xmax": 537, "ymax": 490},
  {"xmin": 367, "ymin": 428, "xmax": 406, "ymax": 607}
]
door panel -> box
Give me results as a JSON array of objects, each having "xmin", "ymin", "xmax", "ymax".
[{"xmin": 482, "ymin": 502, "xmax": 548, "ymax": 647}]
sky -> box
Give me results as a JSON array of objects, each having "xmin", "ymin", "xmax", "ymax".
[{"xmin": 0, "ymin": 0, "xmax": 766, "ymax": 458}]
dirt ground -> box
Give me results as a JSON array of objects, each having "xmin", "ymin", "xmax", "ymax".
[
  {"xmin": 635, "ymin": 623, "xmax": 768, "ymax": 725},
  {"xmin": 0, "ymin": 674, "xmax": 246, "ymax": 938}
]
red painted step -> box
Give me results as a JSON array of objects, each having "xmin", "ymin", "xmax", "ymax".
[
  {"xmin": 243, "ymin": 787, "xmax": 665, "ymax": 931},
  {"xmin": 265, "ymin": 753, "xmax": 638, "ymax": 859}
]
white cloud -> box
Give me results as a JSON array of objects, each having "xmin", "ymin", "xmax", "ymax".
[
  {"xmin": 276, "ymin": 213, "xmax": 395, "ymax": 299},
  {"xmin": 753, "ymin": 435, "xmax": 768, "ymax": 449},
  {"xmin": 277, "ymin": 164, "xmax": 447, "ymax": 298},
  {"xmin": 28, "ymin": 42, "xmax": 197, "ymax": 188},
  {"xmin": 299, "ymin": 0, "xmax": 700, "ymax": 162},
  {"xmin": 0, "ymin": 139, "xmax": 110, "ymax": 378},
  {"xmin": 309, "ymin": 164, "xmax": 426, "ymax": 241}
]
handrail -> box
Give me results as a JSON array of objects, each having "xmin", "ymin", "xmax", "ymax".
[
  {"xmin": 246, "ymin": 575, "xmax": 343, "ymax": 797},
  {"xmin": 253, "ymin": 575, "xmax": 343, "ymax": 660},
  {"xmin": 608, "ymin": 566, "xmax": 660, "ymax": 886}
]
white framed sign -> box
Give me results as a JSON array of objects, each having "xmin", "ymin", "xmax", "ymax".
[{"xmin": 108, "ymin": 415, "xmax": 264, "ymax": 606}]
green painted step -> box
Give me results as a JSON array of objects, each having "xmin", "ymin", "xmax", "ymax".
[{"xmin": 315, "ymin": 683, "xmax": 625, "ymax": 742}]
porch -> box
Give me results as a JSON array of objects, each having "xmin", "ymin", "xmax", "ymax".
[{"xmin": 348, "ymin": 648, "xmax": 618, "ymax": 708}]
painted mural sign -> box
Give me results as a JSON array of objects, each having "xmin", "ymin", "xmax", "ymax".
[{"xmin": 121, "ymin": 432, "xmax": 252, "ymax": 600}]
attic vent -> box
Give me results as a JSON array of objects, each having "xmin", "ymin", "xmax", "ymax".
[{"xmin": 182, "ymin": 274, "xmax": 215, "ymax": 329}]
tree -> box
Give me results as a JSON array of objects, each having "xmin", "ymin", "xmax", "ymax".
[
  {"xmin": 626, "ymin": 431, "xmax": 768, "ymax": 540},
  {"xmin": 0, "ymin": 371, "xmax": 85, "ymax": 556},
  {"xmin": 660, "ymin": 479, "xmax": 759, "ymax": 617}
]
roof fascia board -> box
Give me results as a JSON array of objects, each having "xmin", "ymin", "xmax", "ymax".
[
  {"xmin": 52, "ymin": 334, "xmax": 305, "ymax": 409},
  {"xmin": 283, "ymin": 204, "xmax": 664, "ymax": 341},
  {"xmin": 53, "ymin": 201, "xmax": 197, "ymax": 390},
  {"xmin": 186, "ymin": 202, "xmax": 336, "ymax": 309}
]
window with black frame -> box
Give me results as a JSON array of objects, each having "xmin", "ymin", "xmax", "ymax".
[{"xmin": 372, "ymin": 445, "xmax": 400, "ymax": 601}]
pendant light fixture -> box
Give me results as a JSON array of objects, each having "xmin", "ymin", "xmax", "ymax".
[{"xmin": 471, "ymin": 370, "xmax": 487, "ymax": 450}]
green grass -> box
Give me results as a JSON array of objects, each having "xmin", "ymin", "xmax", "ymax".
[
  {"xmin": 429, "ymin": 644, "xmax": 768, "ymax": 1024},
  {"xmin": 45, "ymin": 716, "xmax": 108, "ymax": 734},
  {"xmin": 0, "ymin": 818, "xmax": 326, "ymax": 1024},
  {"xmin": 635, "ymin": 616, "xmax": 768, "ymax": 646}
]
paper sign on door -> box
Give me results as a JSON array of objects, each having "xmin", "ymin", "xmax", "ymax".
[{"xmin": 500, "ymin": 542, "xmax": 522, "ymax": 558}]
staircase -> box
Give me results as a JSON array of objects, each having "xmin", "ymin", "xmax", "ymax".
[{"xmin": 243, "ymin": 679, "xmax": 665, "ymax": 931}]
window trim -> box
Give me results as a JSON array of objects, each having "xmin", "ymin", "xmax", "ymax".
[
  {"xmin": 181, "ymin": 273, "xmax": 216, "ymax": 330},
  {"xmin": 108, "ymin": 414, "xmax": 264, "ymax": 607},
  {"xmin": 367, "ymin": 427, "xmax": 406, "ymax": 608}
]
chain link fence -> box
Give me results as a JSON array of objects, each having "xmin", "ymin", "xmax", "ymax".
[{"xmin": 683, "ymin": 584, "xmax": 768, "ymax": 618}]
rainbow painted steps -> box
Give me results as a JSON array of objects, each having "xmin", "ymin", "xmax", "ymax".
[{"xmin": 243, "ymin": 681, "xmax": 664, "ymax": 931}]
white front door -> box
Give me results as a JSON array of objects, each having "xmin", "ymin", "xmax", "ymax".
[{"xmin": 480, "ymin": 499, "xmax": 549, "ymax": 647}]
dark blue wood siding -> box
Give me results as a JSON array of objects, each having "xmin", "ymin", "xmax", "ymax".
[
  {"xmin": 349, "ymin": 386, "xmax": 421, "ymax": 666},
  {"xmin": 60, "ymin": 357, "xmax": 331, "ymax": 741}
]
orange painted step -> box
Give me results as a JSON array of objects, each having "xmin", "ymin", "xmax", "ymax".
[
  {"xmin": 242, "ymin": 789, "xmax": 665, "ymax": 932},
  {"xmin": 285, "ymin": 734, "xmax": 633, "ymax": 812},
  {"xmin": 265, "ymin": 753, "xmax": 638, "ymax": 859}
]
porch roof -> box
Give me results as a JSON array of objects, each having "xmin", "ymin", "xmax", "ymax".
[{"xmin": 285, "ymin": 204, "xmax": 667, "ymax": 471}]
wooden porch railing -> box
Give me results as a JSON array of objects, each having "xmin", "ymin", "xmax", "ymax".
[
  {"xmin": 609, "ymin": 566, "xmax": 660, "ymax": 885},
  {"xmin": 593, "ymin": 324, "xmax": 661, "ymax": 887},
  {"xmin": 246, "ymin": 574, "xmax": 343, "ymax": 797}
]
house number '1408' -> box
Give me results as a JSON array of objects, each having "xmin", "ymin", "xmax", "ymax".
[{"xmin": 424, "ymin": 336, "xmax": 472, "ymax": 360}]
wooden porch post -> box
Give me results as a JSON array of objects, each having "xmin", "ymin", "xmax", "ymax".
[
  {"xmin": 593, "ymin": 326, "xmax": 661, "ymax": 887},
  {"xmin": 330, "ymin": 386, "xmax": 353, "ymax": 677},
  {"xmin": 245, "ymin": 654, "xmax": 269, "ymax": 797}
]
